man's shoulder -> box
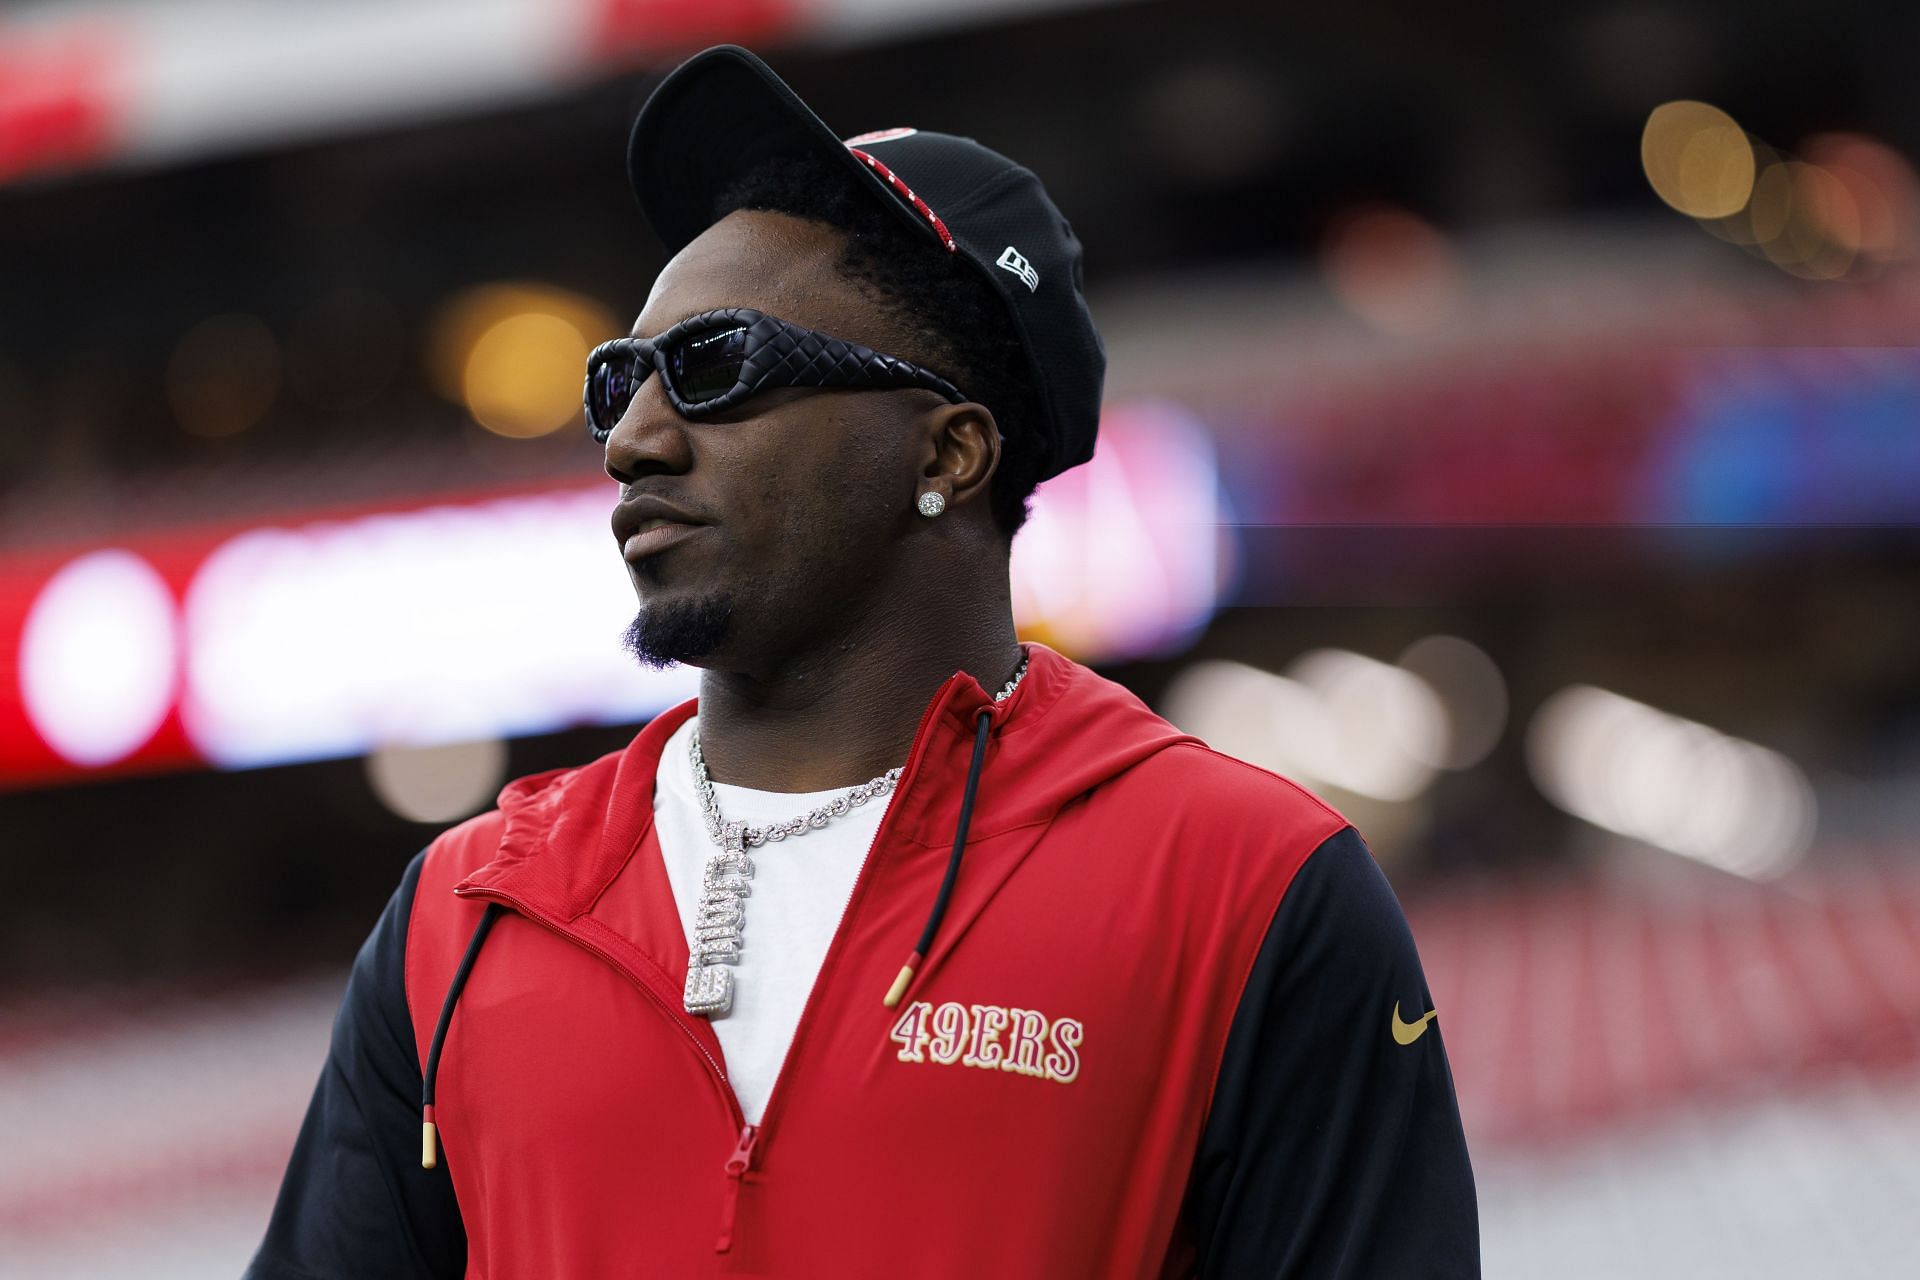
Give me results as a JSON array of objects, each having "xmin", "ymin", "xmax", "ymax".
[{"xmin": 1114, "ymin": 739, "xmax": 1351, "ymax": 839}]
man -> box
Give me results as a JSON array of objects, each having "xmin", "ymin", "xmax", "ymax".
[{"xmin": 247, "ymin": 44, "xmax": 1477, "ymax": 1279}]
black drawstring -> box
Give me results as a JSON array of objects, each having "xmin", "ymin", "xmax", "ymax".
[
  {"xmin": 421, "ymin": 901, "xmax": 503, "ymax": 1169},
  {"xmin": 884, "ymin": 707, "xmax": 993, "ymax": 1008}
]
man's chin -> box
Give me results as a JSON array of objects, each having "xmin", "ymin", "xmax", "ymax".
[{"xmin": 621, "ymin": 594, "xmax": 735, "ymax": 670}]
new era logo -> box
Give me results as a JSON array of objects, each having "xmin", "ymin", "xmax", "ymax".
[
  {"xmin": 996, "ymin": 245, "xmax": 1039, "ymax": 292},
  {"xmin": 843, "ymin": 127, "xmax": 919, "ymax": 145}
]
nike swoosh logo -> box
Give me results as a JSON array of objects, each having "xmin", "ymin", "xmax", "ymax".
[{"xmin": 1391, "ymin": 1001, "xmax": 1438, "ymax": 1046}]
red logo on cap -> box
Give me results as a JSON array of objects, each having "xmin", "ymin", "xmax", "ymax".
[
  {"xmin": 846, "ymin": 145, "xmax": 957, "ymax": 253},
  {"xmin": 843, "ymin": 127, "xmax": 918, "ymax": 145}
]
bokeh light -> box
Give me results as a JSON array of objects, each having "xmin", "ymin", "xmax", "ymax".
[
  {"xmin": 1396, "ymin": 635, "xmax": 1507, "ymax": 770},
  {"xmin": 1762, "ymin": 161, "xmax": 1860, "ymax": 279},
  {"xmin": 1527, "ymin": 684, "xmax": 1816, "ymax": 880},
  {"xmin": 1802, "ymin": 131, "xmax": 1920, "ymax": 265},
  {"xmin": 1159, "ymin": 649, "xmax": 1451, "ymax": 804},
  {"xmin": 463, "ymin": 311, "xmax": 589, "ymax": 437},
  {"xmin": 1652, "ymin": 111, "xmax": 1919, "ymax": 281},
  {"xmin": 177, "ymin": 490, "xmax": 686, "ymax": 767},
  {"xmin": 1287, "ymin": 648, "xmax": 1447, "ymax": 801},
  {"xmin": 19, "ymin": 550, "xmax": 179, "ymax": 767},
  {"xmin": 165, "ymin": 314, "xmax": 281, "ymax": 438},
  {"xmin": 1157, "ymin": 658, "xmax": 1302, "ymax": 777},
  {"xmin": 1641, "ymin": 100, "xmax": 1755, "ymax": 219},
  {"xmin": 1320, "ymin": 203, "xmax": 1462, "ymax": 335},
  {"xmin": 1745, "ymin": 154, "xmax": 1795, "ymax": 245},
  {"xmin": 366, "ymin": 738, "xmax": 508, "ymax": 823},
  {"xmin": 427, "ymin": 283, "xmax": 616, "ymax": 438},
  {"xmin": 1011, "ymin": 401, "xmax": 1228, "ymax": 660}
]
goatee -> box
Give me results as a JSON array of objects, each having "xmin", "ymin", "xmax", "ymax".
[{"xmin": 621, "ymin": 594, "xmax": 735, "ymax": 669}]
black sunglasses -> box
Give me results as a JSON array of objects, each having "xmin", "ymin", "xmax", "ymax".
[{"xmin": 584, "ymin": 306, "xmax": 969, "ymax": 442}]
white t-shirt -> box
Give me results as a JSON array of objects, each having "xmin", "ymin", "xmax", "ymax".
[{"xmin": 651, "ymin": 714, "xmax": 895, "ymax": 1124}]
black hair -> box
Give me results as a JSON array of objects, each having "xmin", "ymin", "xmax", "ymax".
[{"xmin": 713, "ymin": 154, "xmax": 1046, "ymax": 539}]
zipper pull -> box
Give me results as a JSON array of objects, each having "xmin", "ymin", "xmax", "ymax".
[{"xmin": 715, "ymin": 1123, "xmax": 759, "ymax": 1254}]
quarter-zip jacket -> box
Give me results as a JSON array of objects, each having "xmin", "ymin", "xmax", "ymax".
[{"xmin": 247, "ymin": 643, "xmax": 1479, "ymax": 1278}]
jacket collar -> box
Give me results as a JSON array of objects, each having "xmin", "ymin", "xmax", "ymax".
[{"xmin": 452, "ymin": 642, "xmax": 1197, "ymax": 922}]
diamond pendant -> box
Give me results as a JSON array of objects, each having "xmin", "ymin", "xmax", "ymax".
[{"xmin": 684, "ymin": 822, "xmax": 752, "ymax": 1017}]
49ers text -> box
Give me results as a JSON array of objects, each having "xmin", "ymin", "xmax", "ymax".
[{"xmin": 889, "ymin": 1000, "xmax": 1083, "ymax": 1084}]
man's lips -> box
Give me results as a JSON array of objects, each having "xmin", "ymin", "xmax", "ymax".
[
  {"xmin": 612, "ymin": 496, "xmax": 709, "ymax": 562},
  {"xmin": 622, "ymin": 519, "xmax": 708, "ymax": 562}
]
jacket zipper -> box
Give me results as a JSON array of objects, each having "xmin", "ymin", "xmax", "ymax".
[
  {"xmin": 748, "ymin": 675, "xmax": 976, "ymax": 1142},
  {"xmin": 715, "ymin": 1122, "xmax": 760, "ymax": 1253},
  {"xmin": 703, "ymin": 692, "xmax": 950, "ymax": 1254}
]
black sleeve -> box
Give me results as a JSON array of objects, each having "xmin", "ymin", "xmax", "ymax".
[
  {"xmin": 1177, "ymin": 826, "xmax": 1480, "ymax": 1279},
  {"xmin": 244, "ymin": 848, "xmax": 467, "ymax": 1280}
]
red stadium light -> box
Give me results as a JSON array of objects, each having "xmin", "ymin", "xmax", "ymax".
[{"xmin": 0, "ymin": 406, "xmax": 1226, "ymax": 788}]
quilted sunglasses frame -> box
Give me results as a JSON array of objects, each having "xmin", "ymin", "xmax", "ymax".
[{"xmin": 584, "ymin": 306, "xmax": 970, "ymax": 442}]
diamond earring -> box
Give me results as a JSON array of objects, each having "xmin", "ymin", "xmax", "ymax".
[{"xmin": 917, "ymin": 491, "xmax": 947, "ymax": 518}]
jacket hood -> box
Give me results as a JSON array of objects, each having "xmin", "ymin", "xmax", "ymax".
[{"xmin": 453, "ymin": 641, "xmax": 1199, "ymax": 920}]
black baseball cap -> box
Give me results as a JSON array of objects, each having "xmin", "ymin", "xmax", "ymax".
[{"xmin": 626, "ymin": 44, "xmax": 1104, "ymax": 484}]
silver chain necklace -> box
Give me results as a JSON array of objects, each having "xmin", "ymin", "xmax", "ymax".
[{"xmin": 682, "ymin": 648, "xmax": 1030, "ymax": 1017}]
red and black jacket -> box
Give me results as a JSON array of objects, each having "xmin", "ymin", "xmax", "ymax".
[{"xmin": 246, "ymin": 643, "xmax": 1478, "ymax": 1277}]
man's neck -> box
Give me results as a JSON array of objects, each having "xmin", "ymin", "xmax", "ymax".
[{"xmin": 691, "ymin": 602, "xmax": 1022, "ymax": 794}]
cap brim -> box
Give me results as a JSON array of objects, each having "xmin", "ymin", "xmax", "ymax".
[{"xmin": 627, "ymin": 44, "xmax": 931, "ymax": 255}]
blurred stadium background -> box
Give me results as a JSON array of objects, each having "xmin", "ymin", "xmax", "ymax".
[{"xmin": 5, "ymin": 0, "xmax": 1920, "ymax": 1274}]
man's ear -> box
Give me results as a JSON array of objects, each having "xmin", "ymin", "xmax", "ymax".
[{"xmin": 919, "ymin": 400, "xmax": 1001, "ymax": 513}]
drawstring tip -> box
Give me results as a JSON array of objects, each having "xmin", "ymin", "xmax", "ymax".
[
  {"xmin": 882, "ymin": 953, "xmax": 922, "ymax": 1008},
  {"xmin": 422, "ymin": 1108, "xmax": 438, "ymax": 1169}
]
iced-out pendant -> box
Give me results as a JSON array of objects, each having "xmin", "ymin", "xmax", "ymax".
[{"xmin": 684, "ymin": 822, "xmax": 753, "ymax": 1017}]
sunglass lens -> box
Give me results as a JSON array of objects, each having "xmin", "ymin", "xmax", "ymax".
[
  {"xmin": 591, "ymin": 355, "xmax": 640, "ymax": 432},
  {"xmin": 670, "ymin": 326, "xmax": 749, "ymax": 404}
]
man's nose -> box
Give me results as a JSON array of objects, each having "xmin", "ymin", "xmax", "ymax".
[{"xmin": 603, "ymin": 372, "xmax": 691, "ymax": 485}]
